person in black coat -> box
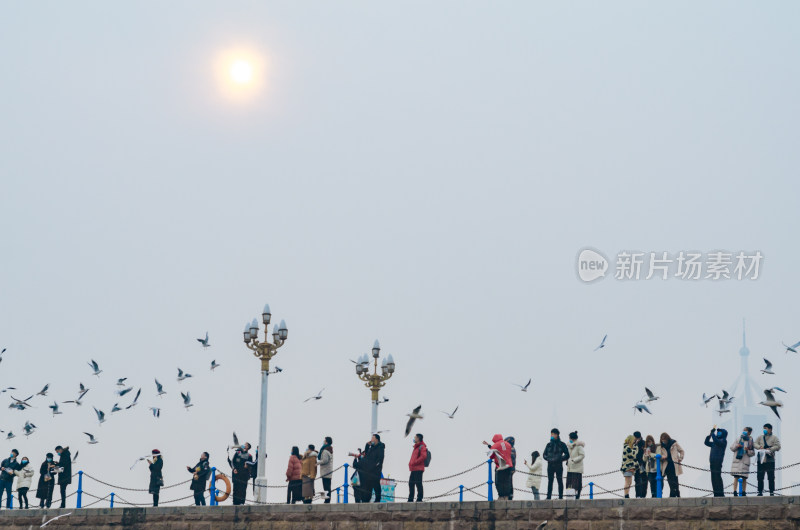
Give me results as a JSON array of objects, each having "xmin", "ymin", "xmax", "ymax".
[
  {"xmin": 55, "ymin": 445, "xmax": 72, "ymax": 508},
  {"xmin": 36, "ymin": 453, "xmax": 57, "ymax": 508},
  {"xmin": 147, "ymin": 449, "xmax": 164, "ymax": 507},
  {"xmin": 704, "ymin": 427, "xmax": 728, "ymax": 497},
  {"xmin": 228, "ymin": 443, "xmax": 253, "ymax": 505},
  {"xmin": 542, "ymin": 428, "xmax": 570, "ymax": 500},
  {"xmin": 187, "ymin": 452, "xmax": 211, "ymax": 506},
  {"xmin": 0, "ymin": 449, "xmax": 20, "ymax": 509},
  {"xmin": 360, "ymin": 435, "xmax": 385, "ymax": 503}
]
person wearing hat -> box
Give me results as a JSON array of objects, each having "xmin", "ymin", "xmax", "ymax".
[
  {"xmin": 187, "ymin": 452, "xmax": 211, "ymax": 506},
  {"xmin": 229, "ymin": 443, "xmax": 253, "ymax": 505},
  {"xmin": 36, "ymin": 453, "xmax": 57, "ymax": 508},
  {"xmin": 147, "ymin": 450, "xmax": 164, "ymax": 507}
]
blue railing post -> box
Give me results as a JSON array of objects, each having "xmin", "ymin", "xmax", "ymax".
[
  {"xmin": 210, "ymin": 467, "xmax": 217, "ymax": 506},
  {"xmin": 343, "ymin": 463, "xmax": 350, "ymax": 504},
  {"xmin": 110, "ymin": 492, "xmax": 115, "ymax": 508},
  {"xmin": 655, "ymin": 455, "xmax": 663, "ymax": 498},
  {"xmin": 589, "ymin": 482, "xmax": 594, "ymax": 500},
  {"xmin": 77, "ymin": 471, "xmax": 83, "ymax": 508},
  {"xmin": 336, "ymin": 487, "xmax": 340, "ymax": 504},
  {"xmin": 459, "ymin": 485, "xmax": 464, "ymax": 503},
  {"xmin": 487, "ymin": 459, "xmax": 494, "ymax": 502}
]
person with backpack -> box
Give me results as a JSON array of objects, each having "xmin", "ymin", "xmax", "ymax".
[{"xmin": 407, "ymin": 433, "xmax": 428, "ymax": 502}]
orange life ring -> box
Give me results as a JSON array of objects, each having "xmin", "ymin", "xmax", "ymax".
[{"xmin": 214, "ymin": 473, "xmax": 232, "ymax": 502}]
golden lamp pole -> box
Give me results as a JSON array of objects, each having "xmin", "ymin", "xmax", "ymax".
[{"xmin": 354, "ymin": 340, "xmax": 396, "ymax": 434}]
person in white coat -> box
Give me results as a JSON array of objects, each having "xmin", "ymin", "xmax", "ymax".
[
  {"xmin": 566, "ymin": 431, "xmax": 586, "ymax": 499},
  {"xmin": 14, "ymin": 457, "xmax": 34, "ymax": 509},
  {"xmin": 524, "ymin": 451, "xmax": 542, "ymax": 500}
]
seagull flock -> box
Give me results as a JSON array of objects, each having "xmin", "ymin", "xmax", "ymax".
[{"xmin": 0, "ymin": 333, "xmax": 230, "ymax": 444}]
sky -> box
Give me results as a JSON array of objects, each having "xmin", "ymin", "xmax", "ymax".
[{"xmin": 1, "ymin": 1, "xmax": 799, "ymax": 505}]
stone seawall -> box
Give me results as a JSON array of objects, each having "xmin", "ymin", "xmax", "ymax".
[{"xmin": 0, "ymin": 497, "xmax": 798, "ymax": 529}]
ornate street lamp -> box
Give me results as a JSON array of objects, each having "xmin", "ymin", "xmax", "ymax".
[
  {"xmin": 354, "ymin": 340, "xmax": 396, "ymax": 434},
  {"xmin": 244, "ymin": 303, "xmax": 288, "ymax": 502}
]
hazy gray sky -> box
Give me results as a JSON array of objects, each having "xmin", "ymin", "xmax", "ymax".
[{"xmin": 1, "ymin": 1, "xmax": 799, "ymax": 504}]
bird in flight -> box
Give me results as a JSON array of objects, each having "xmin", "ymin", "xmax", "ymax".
[
  {"xmin": 701, "ymin": 393, "xmax": 715, "ymax": 407},
  {"xmin": 761, "ymin": 358, "xmax": 775, "ymax": 375},
  {"xmin": 633, "ymin": 403, "xmax": 652, "ymax": 415},
  {"xmin": 177, "ymin": 368, "xmax": 192, "ymax": 382},
  {"xmin": 594, "ymin": 334, "xmax": 608, "ymax": 351},
  {"xmin": 760, "ymin": 387, "xmax": 787, "ymax": 419},
  {"xmin": 149, "ymin": 407, "xmax": 161, "ymax": 418},
  {"xmin": 441, "ymin": 405, "xmax": 459, "ymax": 419},
  {"xmin": 718, "ymin": 390, "xmax": 734, "ymax": 405},
  {"xmin": 126, "ymin": 388, "xmax": 142, "ymax": 409},
  {"xmin": 782, "ymin": 340, "xmax": 800, "ymax": 354},
  {"xmin": 210, "ymin": 360, "xmax": 220, "ymax": 371},
  {"xmin": 181, "ymin": 391, "xmax": 193, "ymax": 410},
  {"xmin": 88, "ymin": 360, "xmax": 102, "ymax": 377},
  {"xmin": 716, "ymin": 399, "xmax": 732, "ymax": 416},
  {"xmin": 111, "ymin": 403, "xmax": 122, "ymax": 414},
  {"xmin": 197, "ymin": 332, "xmax": 211, "ymax": 348},
  {"xmin": 304, "ymin": 389, "xmax": 325, "ymax": 403},
  {"xmin": 116, "ymin": 378, "xmax": 128, "ymax": 387},
  {"xmin": 63, "ymin": 388, "xmax": 89, "ymax": 407},
  {"xmin": 8, "ymin": 395, "xmax": 33, "ymax": 410},
  {"xmin": 155, "ymin": 379, "xmax": 166, "ymax": 397},
  {"xmin": 40, "ymin": 511, "xmax": 72, "ymax": 528},
  {"xmin": 117, "ymin": 387, "xmax": 133, "ymax": 397},
  {"xmin": 270, "ymin": 366, "xmax": 283, "ymax": 374},
  {"xmin": 405, "ymin": 405, "xmax": 424, "ymax": 437},
  {"xmin": 230, "ymin": 432, "xmax": 242, "ymax": 450},
  {"xmin": 643, "ymin": 387, "xmax": 660, "ymax": 403},
  {"xmin": 94, "ymin": 407, "xmax": 106, "ymax": 425},
  {"xmin": 513, "ymin": 379, "xmax": 532, "ymax": 392},
  {"xmin": 4, "ymin": 432, "xmax": 15, "ymax": 440},
  {"xmin": 37, "ymin": 384, "xmax": 50, "ymax": 397},
  {"xmin": 23, "ymin": 421, "xmax": 37, "ymax": 437},
  {"xmin": 49, "ymin": 402, "xmax": 62, "ymax": 416},
  {"xmin": 84, "ymin": 432, "xmax": 99, "ymax": 444}
]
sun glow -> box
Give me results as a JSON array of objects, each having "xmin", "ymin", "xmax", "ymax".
[
  {"xmin": 230, "ymin": 60, "xmax": 253, "ymax": 84},
  {"xmin": 215, "ymin": 49, "xmax": 266, "ymax": 102}
]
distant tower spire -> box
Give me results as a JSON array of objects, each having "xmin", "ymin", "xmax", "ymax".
[{"xmin": 743, "ymin": 318, "xmax": 747, "ymax": 348}]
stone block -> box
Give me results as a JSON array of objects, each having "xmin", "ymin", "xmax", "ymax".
[
  {"xmin": 729, "ymin": 506, "xmax": 757, "ymax": 520},
  {"xmin": 707, "ymin": 506, "xmax": 731, "ymax": 520},
  {"xmin": 757, "ymin": 504, "xmax": 785, "ymax": 519},
  {"xmin": 625, "ymin": 507, "xmax": 654, "ymax": 520}
]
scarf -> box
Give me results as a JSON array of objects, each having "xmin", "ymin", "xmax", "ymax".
[
  {"xmin": 736, "ymin": 435, "xmax": 749, "ymax": 460},
  {"xmin": 319, "ymin": 444, "xmax": 333, "ymax": 456}
]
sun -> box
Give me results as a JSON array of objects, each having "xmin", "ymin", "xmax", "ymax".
[{"xmin": 230, "ymin": 60, "xmax": 254, "ymax": 85}]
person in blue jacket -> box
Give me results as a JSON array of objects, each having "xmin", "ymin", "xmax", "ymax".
[{"xmin": 704, "ymin": 427, "xmax": 728, "ymax": 497}]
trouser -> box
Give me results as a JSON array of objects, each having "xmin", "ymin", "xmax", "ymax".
[
  {"xmin": 495, "ymin": 468, "xmax": 513, "ymax": 499},
  {"xmin": 408, "ymin": 470, "xmax": 424, "ymax": 502},
  {"xmin": 634, "ymin": 470, "xmax": 647, "ymax": 498},
  {"xmin": 322, "ymin": 477, "xmax": 332, "ymax": 503},
  {"xmin": 757, "ymin": 461, "xmax": 775, "ymax": 495},
  {"xmin": 367, "ymin": 476, "xmax": 381, "ymax": 502},
  {"xmin": 530, "ymin": 486, "xmax": 540, "ymax": 500},
  {"xmin": 18, "ymin": 488, "xmax": 29, "ymax": 508},
  {"xmin": 546, "ymin": 463, "xmax": 563, "ymax": 500},
  {"xmin": 287, "ymin": 480, "xmax": 302, "ymax": 504},
  {"xmin": 39, "ymin": 482, "xmax": 54, "ymax": 508},
  {"xmin": 648, "ymin": 472, "xmax": 658, "ymax": 497},
  {"xmin": 59, "ymin": 483, "xmax": 68, "ymax": 508},
  {"xmin": 665, "ymin": 462, "xmax": 680, "ymax": 497},
  {"xmin": 194, "ymin": 491, "xmax": 206, "ymax": 506},
  {"xmin": 152, "ymin": 493, "xmax": 159, "ymax": 507},
  {"xmin": 232, "ymin": 480, "xmax": 247, "ymax": 505},
  {"xmin": 710, "ymin": 461, "xmax": 724, "ymax": 497},
  {"xmin": 0, "ymin": 480, "xmax": 12, "ymax": 508}
]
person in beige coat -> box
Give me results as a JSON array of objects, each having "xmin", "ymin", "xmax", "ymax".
[
  {"xmin": 524, "ymin": 451, "xmax": 542, "ymax": 500},
  {"xmin": 643, "ymin": 435, "xmax": 667, "ymax": 498},
  {"xmin": 565, "ymin": 432, "xmax": 586, "ymax": 499},
  {"xmin": 659, "ymin": 432, "xmax": 684, "ymax": 497},
  {"xmin": 730, "ymin": 427, "xmax": 755, "ymax": 496},
  {"xmin": 301, "ymin": 446, "xmax": 318, "ymax": 504},
  {"xmin": 13, "ymin": 457, "xmax": 34, "ymax": 509}
]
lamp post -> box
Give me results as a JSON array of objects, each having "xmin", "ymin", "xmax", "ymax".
[
  {"xmin": 354, "ymin": 340, "xmax": 396, "ymax": 434},
  {"xmin": 244, "ymin": 303, "xmax": 288, "ymax": 503}
]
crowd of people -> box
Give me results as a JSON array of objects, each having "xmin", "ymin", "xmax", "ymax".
[{"xmin": 0, "ymin": 423, "xmax": 785, "ymax": 510}]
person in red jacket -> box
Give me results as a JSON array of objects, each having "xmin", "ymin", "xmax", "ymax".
[
  {"xmin": 285, "ymin": 446, "xmax": 303, "ymax": 504},
  {"xmin": 408, "ymin": 433, "xmax": 428, "ymax": 502},
  {"xmin": 483, "ymin": 434, "xmax": 513, "ymax": 500}
]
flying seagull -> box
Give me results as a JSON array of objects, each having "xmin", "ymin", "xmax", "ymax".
[
  {"xmin": 719, "ymin": 390, "xmax": 734, "ymax": 405},
  {"xmin": 197, "ymin": 332, "xmax": 210, "ymax": 348},
  {"xmin": 760, "ymin": 387, "xmax": 787, "ymax": 419},
  {"xmin": 177, "ymin": 368, "xmax": 192, "ymax": 382},
  {"xmin": 49, "ymin": 402, "xmax": 62, "ymax": 416},
  {"xmin": 126, "ymin": 388, "xmax": 142, "ymax": 409},
  {"xmin": 181, "ymin": 391, "xmax": 193, "ymax": 410},
  {"xmin": 594, "ymin": 334, "xmax": 608, "ymax": 351},
  {"xmin": 88, "ymin": 359, "xmax": 102, "ymax": 377},
  {"xmin": 84, "ymin": 432, "xmax": 99, "ymax": 444},
  {"xmin": 9, "ymin": 395, "xmax": 33, "ymax": 410},
  {"xmin": 4, "ymin": 432, "xmax": 14, "ymax": 440},
  {"xmin": 702, "ymin": 393, "xmax": 716, "ymax": 407},
  {"xmin": 405, "ymin": 405, "xmax": 424, "ymax": 437},
  {"xmin": 304, "ymin": 388, "xmax": 325, "ymax": 403},
  {"xmin": 513, "ymin": 379, "xmax": 532, "ymax": 392},
  {"xmin": 155, "ymin": 379, "xmax": 166, "ymax": 397},
  {"xmin": 94, "ymin": 407, "xmax": 106, "ymax": 425},
  {"xmin": 782, "ymin": 340, "xmax": 800, "ymax": 354},
  {"xmin": 36, "ymin": 384, "xmax": 50, "ymax": 397},
  {"xmin": 64, "ymin": 388, "xmax": 89, "ymax": 407},
  {"xmin": 716, "ymin": 399, "xmax": 732, "ymax": 416},
  {"xmin": 79, "ymin": 382, "xmax": 88, "ymax": 393},
  {"xmin": 269, "ymin": 366, "xmax": 283, "ymax": 374},
  {"xmin": 633, "ymin": 403, "xmax": 652, "ymax": 415},
  {"xmin": 149, "ymin": 407, "xmax": 161, "ymax": 418},
  {"xmin": 0, "ymin": 387, "xmax": 16, "ymax": 393},
  {"xmin": 110, "ymin": 403, "xmax": 122, "ymax": 414},
  {"xmin": 441, "ymin": 405, "xmax": 459, "ymax": 419},
  {"xmin": 117, "ymin": 387, "xmax": 133, "ymax": 397},
  {"xmin": 377, "ymin": 396, "xmax": 389, "ymax": 404},
  {"xmin": 229, "ymin": 432, "xmax": 242, "ymax": 450},
  {"xmin": 73, "ymin": 451, "xmax": 79, "ymax": 464},
  {"xmin": 23, "ymin": 421, "xmax": 37, "ymax": 437},
  {"xmin": 41, "ymin": 512, "xmax": 72, "ymax": 528},
  {"xmin": 761, "ymin": 358, "xmax": 775, "ymax": 375},
  {"xmin": 210, "ymin": 360, "xmax": 220, "ymax": 371},
  {"xmin": 116, "ymin": 378, "xmax": 128, "ymax": 387},
  {"xmin": 643, "ymin": 387, "xmax": 660, "ymax": 403}
]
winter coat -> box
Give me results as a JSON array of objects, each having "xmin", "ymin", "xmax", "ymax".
[
  {"xmin": 525, "ymin": 459, "xmax": 542, "ymax": 489},
  {"xmin": 0, "ymin": 456, "xmax": 19, "ymax": 482},
  {"xmin": 301, "ymin": 450, "xmax": 318, "ymax": 479},
  {"xmin": 230, "ymin": 450, "xmax": 253, "ymax": 484},
  {"xmin": 189, "ymin": 459, "xmax": 211, "ymax": 492},
  {"xmin": 663, "ymin": 440, "xmax": 685, "ymax": 476},
  {"xmin": 621, "ymin": 443, "xmax": 637, "ymax": 473},
  {"xmin": 36, "ymin": 461, "xmax": 57, "ymax": 500},
  {"xmin": 57, "ymin": 448, "xmax": 72, "ymax": 485},
  {"xmin": 14, "ymin": 464, "xmax": 34, "ymax": 489},
  {"xmin": 567, "ymin": 440, "xmax": 586, "ymax": 474},
  {"xmin": 318, "ymin": 447, "xmax": 334, "ymax": 479},
  {"xmin": 489, "ymin": 435, "xmax": 513, "ymax": 470},
  {"xmin": 285, "ymin": 455, "xmax": 302, "ymax": 482},
  {"xmin": 543, "ymin": 439, "xmax": 570, "ymax": 466},
  {"xmin": 754, "ymin": 434, "xmax": 781, "ymax": 463},
  {"xmin": 409, "ymin": 441, "xmax": 428, "ymax": 472},
  {"xmin": 504, "ymin": 437, "xmax": 517, "ymax": 469},
  {"xmin": 704, "ymin": 429, "xmax": 728, "ymax": 464},
  {"xmin": 362, "ymin": 442, "xmax": 385, "ymax": 478},
  {"xmin": 644, "ymin": 446, "xmax": 667, "ymax": 475},
  {"xmin": 729, "ymin": 436, "xmax": 755, "ymax": 476},
  {"xmin": 148, "ymin": 457, "xmax": 163, "ymax": 493}
]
